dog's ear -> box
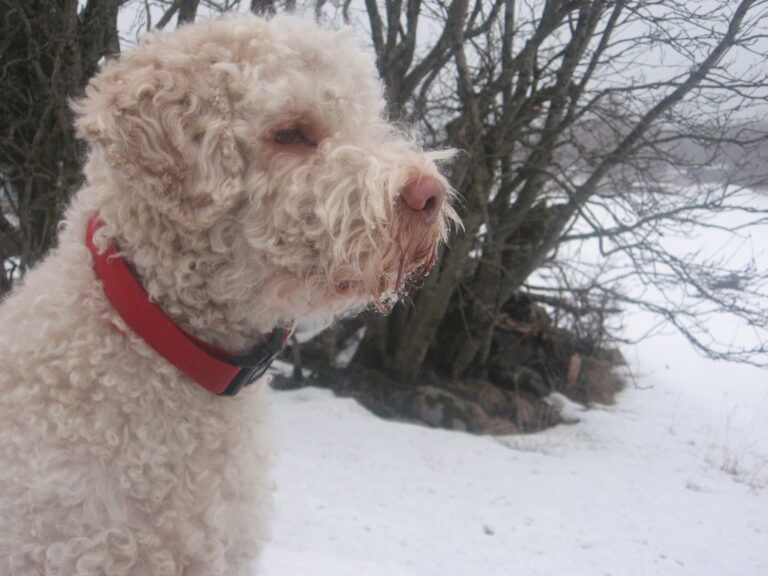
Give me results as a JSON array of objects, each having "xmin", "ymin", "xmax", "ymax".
[{"xmin": 74, "ymin": 50, "xmax": 244, "ymax": 229}]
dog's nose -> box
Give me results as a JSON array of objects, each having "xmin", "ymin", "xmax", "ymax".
[{"xmin": 400, "ymin": 176, "xmax": 446, "ymax": 224}]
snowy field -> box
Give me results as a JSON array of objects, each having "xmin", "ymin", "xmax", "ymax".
[
  {"xmin": 260, "ymin": 192, "xmax": 768, "ymax": 576},
  {"xmin": 261, "ymin": 330, "xmax": 767, "ymax": 576}
]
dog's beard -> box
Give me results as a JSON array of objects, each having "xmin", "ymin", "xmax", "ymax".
[{"xmin": 368, "ymin": 200, "xmax": 443, "ymax": 312}]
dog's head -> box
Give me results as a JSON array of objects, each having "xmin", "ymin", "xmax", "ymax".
[{"xmin": 75, "ymin": 15, "xmax": 459, "ymax": 327}]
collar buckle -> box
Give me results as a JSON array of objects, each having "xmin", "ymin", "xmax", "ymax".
[{"xmin": 219, "ymin": 328, "xmax": 291, "ymax": 397}]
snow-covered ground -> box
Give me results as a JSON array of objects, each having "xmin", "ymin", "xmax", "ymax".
[
  {"xmin": 260, "ymin": 190, "xmax": 767, "ymax": 575},
  {"xmin": 260, "ymin": 325, "xmax": 767, "ymax": 576}
]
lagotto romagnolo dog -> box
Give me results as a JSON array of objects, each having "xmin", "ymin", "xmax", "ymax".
[{"xmin": 0, "ymin": 14, "xmax": 458, "ymax": 576}]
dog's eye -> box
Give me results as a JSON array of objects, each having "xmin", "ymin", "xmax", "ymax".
[
  {"xmin": 273, "ymin": 128, "xmax": 316, "ymax": 148},
  {"xmin": 274, "ymin": 129, "xmax": 302, "ymax": 145}
]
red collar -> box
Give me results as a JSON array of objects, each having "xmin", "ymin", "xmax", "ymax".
[{"xmin": 86, "ymin": 214, "xmax": 290, "ymax": 396}]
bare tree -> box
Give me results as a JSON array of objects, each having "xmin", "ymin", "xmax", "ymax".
[
  {"xmin": 343, "ymin": 0, "xmax": 768, "ymax": 380},
  {"xmin": 0, "ymin": 0, "xmax": 123, "ymax": 290}
]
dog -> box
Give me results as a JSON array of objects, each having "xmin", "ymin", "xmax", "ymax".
[{"xmin": 0, "ymin": 13, "xmax": 458, "ymax": 576}]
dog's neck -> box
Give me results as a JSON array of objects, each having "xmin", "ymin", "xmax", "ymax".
[
  {"xmin": 87, "ymin": 214, "xmax": 291, "ymax": 395},
  {"xmin": 94, "ymin": 202, "xmax": 287, "ymax": 356}
]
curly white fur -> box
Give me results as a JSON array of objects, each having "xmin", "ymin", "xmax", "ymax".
[{"xmin": 0, "ymin": 14, "xmax": 457, "ymax": 576}]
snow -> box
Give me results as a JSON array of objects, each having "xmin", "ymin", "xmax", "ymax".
[
  {"xmin": 544, "ymin": 392, "xmax": 587, "ymax": 423},
  {"xmin": 260, "ymin": 190, "xmax": 767, "ymax": 575},
  {"xmin": 260, "ymin": 321, "xmax": 767, "ymax": 576}
]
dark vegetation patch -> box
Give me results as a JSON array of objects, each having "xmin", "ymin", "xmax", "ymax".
[{"xmin": 273, "ymin": 293, "xmax": 626, "ymax": 435}]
